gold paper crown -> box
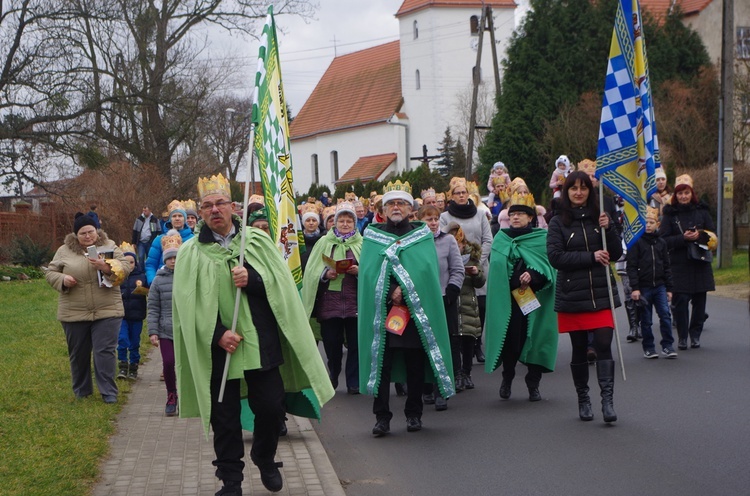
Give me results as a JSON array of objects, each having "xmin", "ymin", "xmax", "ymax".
[
  {"xmin": 161, "ymin": 232, "xmax": 183, "ymax": 251},
  {"xmin": 167, "ymin": 199, "xmax": 185, "ymax": 214},
  {"xmin": 248, "ymin": 194, "xmax": 265, "ymax": 205},
  {"xmin": 449, "ymin": 177, "xmax": 466, "ymax": 193},
  {"xmin": 577, "ymin": 159, "xmax": 597, "ymax": 174},
  {"xmin": 322, "ymin": 206, "xmax": 336, "ymax": 220},
  {"xmin": 344, "ymin": 192, "xmax": 357, "ymax": 202},
  {"xmin": 435, "ymin": 192, "xmax": 446, "ymax": 201},
  {"xmin": 415, "ymin": 198, "xmax": 424, "ymax": 206},
  {"xmin": 383, "ymin": 180, "xmax": 412, "ymax": 195},
  {"xmin": 675, "ymin": 174, "xmax": 693, "ymax": 188},
  {"xmin": 119, "ymin": 241, "xmax": 136, "ymax": 255},
  {"xmin": 299, "ymin": 203, "xmax": 318, "ymax": 215},
  {"xmin": 508, "ymin": 192, "xmax": 536, "ymax": 209},
  {"xmin": 705, "ymin": 230, "xmax": 718, "ymax": 251},
  {"xmin": 183, "ymin": 199, "xmax": 197, "ymax": 212},
  {"xmin": 467, "ymin": 181, "xmax": 479, "ymax": 196},
  {"xmin": 646, "ymin": 206, "xmax": 659, "ymax": 221},
  {"xmin": 421, "ymin": 188, "xmax": 436, "ymax": 199},
  {"xmin": 509, "ymin": 177, "xmax": 528, "ymax": 194},
  {"xmin": 372, "ymin": 195, "xmax": 383, "ymax": 205},
  {"xmin": 197, "ymin": 173, "xmax": 231, "ymax": 199},
  {"xmin": 492, "ymin": 176, "xmax": 507, "ymax": 186},
  {"xmin": 335, "ymin": 201, "xmax": 356, "ymax": 216}
]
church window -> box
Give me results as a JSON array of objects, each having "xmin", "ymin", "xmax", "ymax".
[
  {"xmin": 331, "ymin": 151, "xmax": 339, "ymax": 181},
  {"xmin": 416, "ymin": 69, "xmax": 421, "ymax": 90},
  {"xmin": 413, "ymin": 20, "xmax": 419, "ymax": 39},
  {"xmin": 312, "ymin": 154, "xmax": 319, "ymax": 184}
]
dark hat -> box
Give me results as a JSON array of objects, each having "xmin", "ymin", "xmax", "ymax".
[
  {"xmin": 74, "ymin": 212, "xmax": 97, "ymax": 234},
  {"xmin": 507, "ymin": 203, "xmax": 535, "ymax": 217}
]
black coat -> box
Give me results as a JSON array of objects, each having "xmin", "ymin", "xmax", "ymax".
[
  {"xmin": 547, "ymin": 208, "xmax": 622, "ymax": 313},
  {"xmin": 626, "ymin": 232, "xmax": 673, "ymax": 292},
  {"xmin": 658, "ymin": 202, "xmax": 715, "ymax": 293},
  {"xmin": 120, "ymin": 264, "xmax": 148, "ymax": 321}
]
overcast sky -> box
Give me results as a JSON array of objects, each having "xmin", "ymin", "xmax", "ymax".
[{"xmin": 204, "ymin": 0, "xmax": 405, "ymax": 114}]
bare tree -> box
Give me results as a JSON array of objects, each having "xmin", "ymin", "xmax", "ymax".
[{"xmin": 452, "ymin": 82, "xmax": 497, "ymax": 163}]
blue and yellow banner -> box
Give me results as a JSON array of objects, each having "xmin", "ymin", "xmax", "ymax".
[
  {"xmin": 595, "ymin": 0, "xmax": 660, "ymax": 248},
  {"xmin": 251, "ymin": 6, "xmax": 303, "ymax": 287}
]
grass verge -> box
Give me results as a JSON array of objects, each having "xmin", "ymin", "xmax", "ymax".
[
  {"xmin": 713, "ymin": 250, "xmax": 749, "ymax": 285},
  {"xmin": 0, "ymin": 280, "xmax": 141, "ymax": 496}
]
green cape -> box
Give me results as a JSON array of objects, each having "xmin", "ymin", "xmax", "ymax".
[
  {"xmin": 357, "ymin": 222, "xmax": 455, "ymax": 398},
  {"xmin": 301, "ymin": 229, "xmax": 363, "ymax": 318},
  {"xmin": 173, "ymin": 222, "xmax": 334, "ymax": 435},
  {"xmin": 485, "ymin": 228, "xmax": 558, "ymax": 373}
]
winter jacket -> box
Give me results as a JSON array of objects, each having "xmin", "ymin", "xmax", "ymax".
[
  {"xmin": 658, "ymin": 202, "xmax": 715, "ymax": 293},
  {"xmin": 458, "ymin": 241, "xmax": 486, "ymax": 338},
  {"xmin": 132, "ymin": 214, "xmax": 162, "ymax": 245},
  {"xmin": 434, "ymin": 231, "xmax": 464, "ymax": 297},
  {"xmin": 120, "ymin": 263, "xmax": 148, "ymax": 321},
  {"xmin": 46, "ymin": 231, "xmax": 131, "ymax": 322},
  {"xmin": 301, "ymin": 229, "xmax": 324, "ymax": 271},
  {"xmin": 440, "ymin": 202, "xmax": 493, "ymax": 296},
  {"xmin": 315, "ymin": 247, "xmax": 359, "ymax": 321},
  {"xmin": 147, "ymin": 266, "xmax": 174, "ymax": 340},
  {"xmin": 626, "ymin": 232, "xmax": 673, "ymax": 292},
  {"xmin": 546, "ymin": 208, "xmax": 622, "ymax": 313},
  {"xmin": 145, "ymin": 226, "xmax": 194, "ymax": 284}
]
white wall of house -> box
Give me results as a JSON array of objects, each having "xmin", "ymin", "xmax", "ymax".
[
  {"xmin": 397, "ymin": 6, "xmax": 516, "ymax": 167},
  {"xmin": 290, "ymin": 123, "xmax": 402, "ymax": 193}
]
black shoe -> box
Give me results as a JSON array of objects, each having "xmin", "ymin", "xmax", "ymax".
[
  {"xmin": 422, "ymin": 392, "xmax": 435, "ymax": 405},
  {"xmin": 406, "ymin": 417, "xmax": 422, "ymax": 432},
  {"xmin": 678, "ymin": 338, "xmax": 688, "ymax": 350},
  {"xmin": 690, "ymin": 338, "xmax": 700, "ymax": 349},
  {"xmin": 394, "ymin": 383, "xmax": 407, "ymax": 396},
  {"xmin": 499, "ymin": 379, "xmax": 511, "ymax": 399},
  {"xmin": 127, "ymin": 363, "xmax": 138, "ymax": 381},
  {"xmin": 626, "ymin": 329, "xmax": 638, "ymax": 342},
  {"xmin": 117, "ymin": 361, "xmax": 128, "ymax": 380},
  {"xmin": 463, "ymin": 374, "xmax": 475, "ymax": 390},
  {"xmin": 215, "ymin": 480, "xmax": 242, "ymax": 496},
  {"xmin": 455, "ymin": 371, "xmax": 466, "ymax": 392},
  {"xmin": 279, "ymin": 416, "xmax": 288, "ymax": 437},
  {"xmin": 528, "ymin": 387, "xmax": 541, "ymax": 402},
  {"xmin": 347, "ymin": 387, "xmax": 360, "ymax": 395},
  {"xmin": 475, "ymin": 347, "xmax": 485, "ymax": 363},
  {"xmin": 257, "ymin": 462, "xmax": 283, "ymax": 492},
  {"xmin": 372, "ymin": 418, "xmax": 390, "ymax": 437},
  {"xmin": 434, "ymin": 395, "xmax": 448, "ymax": 411}
]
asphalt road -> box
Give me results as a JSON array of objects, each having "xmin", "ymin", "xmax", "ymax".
[{"xmin": 312, "ymin": 293, "xmax": 750, "ymax": 496}]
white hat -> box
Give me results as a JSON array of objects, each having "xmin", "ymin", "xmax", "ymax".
[
  {"xmin": 301, "ymin": 211, "xmax": 319, "ymax": 223},
  {"xmin": 556, "ymin": 155, "xmax": 570, "ymax": 168},
  {"xmin": 655, "ymin": 168, "xmax": 667, "ymax": 179},
  {"xmin": 382, "ymin": 180, "xmax": 414, "ymax": 205}
]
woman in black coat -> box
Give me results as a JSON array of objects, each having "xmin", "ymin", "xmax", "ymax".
[
  {"xmin": 658, "ymin": 174, "xmax": 715, "ymax": 350},
  {"xmin": 547, "ymin": 171, "xmax": 622, "ymax": 423}
]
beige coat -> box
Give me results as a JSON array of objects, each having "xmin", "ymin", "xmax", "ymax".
[{"xmin": 46, "ymin": 231, "xmax": 131, "ymax": 322}]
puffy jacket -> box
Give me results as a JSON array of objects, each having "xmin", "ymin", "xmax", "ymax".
[
  {"xmin": 547, "ymin": 209, "xmax": 622, "ymax": 313},
  {"xmin": 120, "ymin": 264, "xmax": 148, "ymax": 321},
  {"xmin": 458, "ymin": 242, "xmax": 486, "ymax": 338},
  {"xmin": 145, "ymin": 226, "xmax": 194, "ymax": 284},
  {"xmin": 315, "ymin": 246, "xmax": 358, "ymax": 321},
  {"xmin": 147, "ymin": 266, "xmax": 174, "ymax": 340},
  {"xmin": 46, "ymin": 232, "xmax": 131, "ymax": 322},
  {"xmin": 658, "ymin": 202, "xmax": 715, "ymax": 293},
  {"xmin": 626, "ymin": 232, "xmax": 673, "ymax": 292}
]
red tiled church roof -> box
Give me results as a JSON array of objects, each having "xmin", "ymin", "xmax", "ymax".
[
  {"xmin": 639, "ymin": 0, "xmax": 714, "ymax": 20},
  {"xmin": 396, "ymin": 0, "xmax": 516, "ymax": 17},
  {"xmin": 290, "ymin": 41, "xmax": 402, "ymax": 140},
  {"xmin": 337, "ymin": 153, "xmax": 398, "ymax": 184}
]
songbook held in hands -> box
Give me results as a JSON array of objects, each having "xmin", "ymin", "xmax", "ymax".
[{"xmin": 322, "ymin": 254, "xmax": 355, "ymax": 274}]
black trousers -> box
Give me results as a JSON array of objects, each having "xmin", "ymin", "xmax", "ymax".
[
  {"xmin": 373, "ymin": 346, "xmax": 426, "ymax": 421},
  {"xmin": 209, "ymin": 348, "xmax": 285, "ymax": 482},
  {"xmin": 320, "ymin": 317, "xmax": 359, "ymax": 389}
]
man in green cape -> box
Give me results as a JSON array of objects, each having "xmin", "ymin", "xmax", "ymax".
[
  {"xmin": 173, "ymin": 174, "xmax": 334, "ymax": 495},
  {"xmin": 485, "ymin": 193, "xmax": 558, "ymax": 401},
  {"xmin": 358, "ymin": 181, "xmax": 454, "ymax": 437}
]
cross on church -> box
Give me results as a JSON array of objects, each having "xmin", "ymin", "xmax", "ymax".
[{"xmin": 410, "ymin": 144, "xmax": 441, "ymax": 168}]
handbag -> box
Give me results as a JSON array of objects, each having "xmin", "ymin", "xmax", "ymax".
[{"xmin": 676, "ymin": 220, "xmax": 713, "ymax": 263}]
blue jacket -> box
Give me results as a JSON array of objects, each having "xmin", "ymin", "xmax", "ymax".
[{"xmin": 145, "ymin": 226, "xmax": 194, "ymax": 284}]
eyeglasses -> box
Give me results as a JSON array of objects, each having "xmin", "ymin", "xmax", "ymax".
[
  {"xmin": 200, "ymin": 200, "xmax": 232, "ymax": 211},
  {"xmin": 385, "ymin": 200, "xmax": 410, "ymax": 208},
  {"xmin": 77, "ymin": 230, "xmax": 96, "ymax": 237},
  {"xmin": 453, "ymin": 190, "xmax": 468, "ymax": 196}
]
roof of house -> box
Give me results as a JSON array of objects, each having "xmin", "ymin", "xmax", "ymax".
[
  {"xmin": 639, "ymin": 0, "xmax": 714, "ymax": 20},
  {"xmin": 336, "ymin": 153, "xmax": 398, "ymax": 184},
  {"xmin": 289, "ymin": 41, "xmax": 402, "ymax": 140},
  {"xmin": 396, "ymin": 0, "xmax": 516, "ymax": 17}
]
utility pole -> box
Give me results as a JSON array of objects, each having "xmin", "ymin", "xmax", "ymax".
[
  {"xmin": 717, "ymin": 0, "xmax": 734, "ymax": 268},
  {"xmin": 466, "ymin": 6, "xmax": 500, "ymax": 181}
]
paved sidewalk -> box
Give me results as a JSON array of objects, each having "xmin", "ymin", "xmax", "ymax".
[{"xmin": 93, "ymin": 350, "xmax": 345, "ymax": 496}]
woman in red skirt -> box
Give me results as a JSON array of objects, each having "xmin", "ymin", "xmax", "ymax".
[{"xmin": 546, "ymin": 171, "xmax": 622, "ymax": 422}]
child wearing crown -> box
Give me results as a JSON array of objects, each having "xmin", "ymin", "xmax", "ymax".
[
  {"xmin": 147, "ymin": 230, "xmax": 182, "ymax": 416},
  {"xmin": 117, "ymin": 242, "xmax": 148, "ymax": 381},
  {"xmin": 627, "ymin": 208, "xmax": 676, "ymax": 359}
]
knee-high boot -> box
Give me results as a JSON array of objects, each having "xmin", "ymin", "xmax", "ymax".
[
  {"xmin": 570, "ymin": 362, "xmax": 593, "ymax": 421},
  {"xmin": 597, "ymin": 359, "xmax": 617, "ymax": 423},
  {"xmin": 625, "ymin": 300, "xmax": 640, "ymax": 342}
]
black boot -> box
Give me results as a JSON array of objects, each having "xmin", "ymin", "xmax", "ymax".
[
  {"xmin": 525, "ymin": 366, "xmax": 542, "ymax": 402},
  {"xmin": 127, "ymin": 363, "xmax": 138, "ymax": 380},
  {"xmin": 117, "ymin": 361, "xmax": 128, "ymax": 380},
  {"xmin": 570, "ymin": 362, "xmax": 593, "ymax": 421},
  {"xmin": 597, "ymin": 359, "xmax": 617, "ymax": 423},
  {"xmin": 625, "ymin": 300, "xmax": 640, "ymax": 342}
]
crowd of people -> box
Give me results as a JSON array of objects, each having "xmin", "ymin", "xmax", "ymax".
[{"xmin": 44, "ymin": 158, "xmax": 718, "ymax": 496}]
